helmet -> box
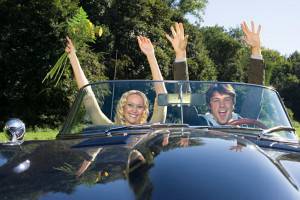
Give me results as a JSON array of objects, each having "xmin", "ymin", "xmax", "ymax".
[{"xmin": 3, "ymin": 118, "xmax": 26, "ymax": 141}]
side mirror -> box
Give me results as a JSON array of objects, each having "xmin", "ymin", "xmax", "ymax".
[{"xmin": 3, "ymin": 118, "xmax": 26, "ymax": 145}]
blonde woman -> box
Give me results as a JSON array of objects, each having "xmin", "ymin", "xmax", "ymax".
[{"xmin": 65, "ymin": 36, "xmax": 166, "ymax": 125}]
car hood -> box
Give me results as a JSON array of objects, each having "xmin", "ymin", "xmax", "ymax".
[{"xmin": 1, "ymin": 128, "xmax": 300, "ymax": 200}]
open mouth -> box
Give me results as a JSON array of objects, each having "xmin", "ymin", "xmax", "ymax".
[
  {"xmin": 218, "ymin": 110, "xmax": 228, "ymax": 119},
  {"xmin": 128, "ymin": 114, "xmax": 139, "ymax": 119}
]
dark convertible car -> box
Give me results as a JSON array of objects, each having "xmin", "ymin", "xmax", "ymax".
[{"xmin": 1, "ymin": 80, "xmax": 300, "ymax": 200}]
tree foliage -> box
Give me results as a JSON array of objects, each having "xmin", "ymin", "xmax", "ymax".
[
  {"xmin": 269, "ymin": 51, "xmax": 300, "ymax": 120},
  {"xmin": 201, "ymin": 26, "xmax": 245, "ymax": 81},
  {"xmin": 0, "ymin": 0, "xmax": 106, "ymax": 128},
  {"xmin": 164, "ymin": 0, "xmax": 207, "ymax": 22},
  {"xmin": 43, "ymin": 7, "xmax": 103, "ymax": 86}
]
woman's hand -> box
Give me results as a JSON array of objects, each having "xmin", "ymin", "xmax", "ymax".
[
  {"xmin": 137, "ymin": 36, "xmax": 155, "ymax": 57},
  {"xmin": 65, "ymin": 36, "xmax": 76, "ymax": 55}
]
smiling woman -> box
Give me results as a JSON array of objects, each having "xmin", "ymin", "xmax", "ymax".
[
  {"xmin": 115, "ymin": 90, "xmax": 149, "ymax": 125},
  {"xmin": 65, "ymin": 35, "xmax": 167, "ymax": 126}
]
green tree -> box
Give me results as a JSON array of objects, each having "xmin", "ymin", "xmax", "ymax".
[
  {"xmin": 288, "ymin": 51, "xmax": 300, "ymax": 79},
  {"xmin": 262, "ymin": 49, "xmax": 288, "ymax": 85},
  {"xmin": 185, "ymin": 24, "xmax": 217, "ymax": 80},
  {"xmin": 165, "ymin": 0, "xmax": 207, "ymax": 23},
  {"xmin": 201, "ymin": 26, "xmax": 244, "ymax": 81},
  {"xmin": 269, "ymin": 51, "xmax": 300, "ymax": 120},
  {"xmin": 81, "ymin": 0, "xmax": 177, "ymax": 80},
  {"xmin": 0, "ymin": 0, "xmax": 107, "ymax": 128}
]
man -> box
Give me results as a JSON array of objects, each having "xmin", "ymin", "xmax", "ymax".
[
  {"xmin": 167, "ymin": 21, "xmax": 264, "ymax": 125},
  {"xmin": 205, "ymin": 84, "xmax": 239, "ymax": 125}
]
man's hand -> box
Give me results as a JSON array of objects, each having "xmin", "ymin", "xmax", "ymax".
[
  {"xmin": 241, "ymin": 21, "xmax": 262, "ymax": 56},
  {"xmin": 166, "ymin": 22, "xmax": 188, "ymax": 60}
]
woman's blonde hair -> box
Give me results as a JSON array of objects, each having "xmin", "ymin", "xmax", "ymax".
[{"xmin": 114, "ymin": 90, "xmax": 149, "ymax": 125}]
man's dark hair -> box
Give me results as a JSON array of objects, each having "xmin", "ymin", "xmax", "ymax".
[{"xmin": 205, "ymin": 84, "xmax": 236, "ymax": 105}]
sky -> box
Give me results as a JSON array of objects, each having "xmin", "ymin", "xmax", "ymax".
[{"xmin": 197, "ymin": 0, "xmax": 300, "ymax": 56}]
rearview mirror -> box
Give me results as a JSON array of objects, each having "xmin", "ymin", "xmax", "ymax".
[{"xmin": 157, "ymin": 93, "xmax": 205, "ymax": 106}]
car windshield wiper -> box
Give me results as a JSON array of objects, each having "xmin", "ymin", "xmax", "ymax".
[
  {"xmin": 244, "ymin": 126, "xmax": 300, "ymax": 152},
  {"xmin": 261, "ymin": 126, "xmax": 295, "ymax": 135},
  {"xmin": 258, "ymin": 126, "xmax": 298, "ymax": 143},
  {"xmin": 104, "ymin": 123, "xmax": 190, "ymax": 135},
  {"xmin": 207, "ymin": 125, "xmax": 263, "ymax": 132},
  {"xmin": 104, "ymin": 124, "xmax": 152, "ymax": 135},
  {"xmin": 150, "ymin": 123, "xmax": 190, "ymax": 128}
]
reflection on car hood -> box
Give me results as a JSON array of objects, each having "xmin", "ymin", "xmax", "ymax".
[{"xmin": 1, "ymin": 128, "xmax": 300, "ymax": 200}]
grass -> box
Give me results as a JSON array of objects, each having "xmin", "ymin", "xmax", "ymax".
[{"xmin": 0, "ymin": 130, "xmax": 58, "ymax": 142}]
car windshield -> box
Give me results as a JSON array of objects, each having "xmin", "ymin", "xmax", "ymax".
[{"xmin": 60, "ymin": 80, "xmax": 293, "ymax": 136}]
